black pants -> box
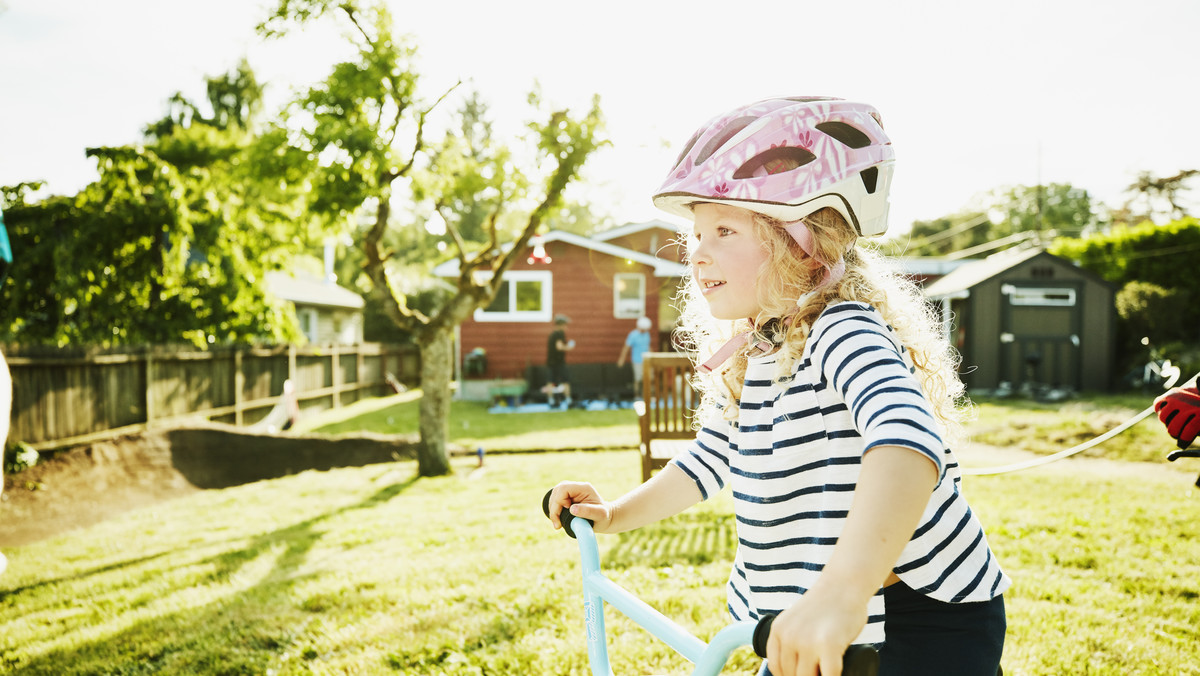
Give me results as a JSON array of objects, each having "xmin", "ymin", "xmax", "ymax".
[{"xmin": 761, "ymin": 581, "xmax": 1006, "ymax": 676}]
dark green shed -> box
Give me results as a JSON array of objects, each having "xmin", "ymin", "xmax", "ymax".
[{"xmin": 923, "ymin": 248, "xmax": 1116, "ymax": 393}]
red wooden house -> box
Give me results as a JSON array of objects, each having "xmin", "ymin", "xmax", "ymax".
[{"xmin": 434, "ymin": 223, "xmax": 687, "ymax": 401}]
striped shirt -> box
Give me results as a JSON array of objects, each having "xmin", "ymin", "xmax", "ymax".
[{"xmin": 671, "ymin": 302, "xmax": 1010, "ymax": 644}]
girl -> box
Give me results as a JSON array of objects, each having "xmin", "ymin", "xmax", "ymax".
[{"xmin": 547, "ymin": 97, "xmax": 1009, "ymax": 676}]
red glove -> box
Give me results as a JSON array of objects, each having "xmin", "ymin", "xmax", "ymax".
[{"xmin": 1155, "ymin": 386, "xmax": 1200, "ymax": 448}]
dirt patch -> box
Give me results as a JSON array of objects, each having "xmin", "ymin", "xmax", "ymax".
[{"xmin": 0, "ymin": 424, "xmax": 426, "ymax": 547}]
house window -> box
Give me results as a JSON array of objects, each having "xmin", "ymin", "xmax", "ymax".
[
  {"xmin": 298, "ymin": 308, "xmax": 320, "ymax": 343},
  {"xmin": 474, "ymin": 270, "xmax": 552, "ymax": 322},
  {"xmin": 613, "ymin": 273, "xmax": 645, "ymax": 319},
  {"xmin": 1005, "ymin": 286, "xmax": 1076, "ymax": 307}
]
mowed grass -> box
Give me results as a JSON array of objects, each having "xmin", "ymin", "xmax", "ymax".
[
  {"xmin": 970, "ymin": 393, "xmax": 1175, "ymax": 463},
  {"xmin": 4, "ymin": 390, "xmax": 1200, "ymax": 674},
  {"xmin": 298, "ymin": 390, "xmax": 640, "ymax": 452}
]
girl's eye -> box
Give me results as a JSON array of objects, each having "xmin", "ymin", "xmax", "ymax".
[{"xmin": 717, "ymin": 226, "xmax": 734, "ymax": 236}]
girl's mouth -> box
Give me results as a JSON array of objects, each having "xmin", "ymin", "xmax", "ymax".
[{"xmin": 701, "ymin": 279, "xmax": 725, "ymax": 294}]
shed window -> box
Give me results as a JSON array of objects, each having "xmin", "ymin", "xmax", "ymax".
[
  {"xmin": 1006, "ymin": 286, "xmax": 1076, "ymax": 307},
  {"xmin": 475, "ymin": 270, "xmax": 553, "ymax": 322},
  {"xmin": 299, "ymin": 308, "xmax": 319, "ymax": 343},
  {"xmin": 614, "ymin": 273, "xmax": 645, "ymax": 319}
]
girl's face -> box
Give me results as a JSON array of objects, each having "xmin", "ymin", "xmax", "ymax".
[{"xmin": 690, "ymin": 203, "xmax": 770, "ymax": 321}]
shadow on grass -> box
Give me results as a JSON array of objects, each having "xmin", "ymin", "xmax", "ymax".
[
  {"xmin": 4, "ymin": 474, "xmax": 423, "ymax": 675},
  {"xmin": 604, "ymin": 513, "xmax": 738, "ymax": 569}
]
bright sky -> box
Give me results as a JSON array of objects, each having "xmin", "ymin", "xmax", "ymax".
[{"xmin": 2, "ymin": 0, "xmax": 1198, "ymax": 235}]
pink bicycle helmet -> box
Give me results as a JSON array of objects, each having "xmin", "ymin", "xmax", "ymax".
[{"xmin": 653, "ymin": 96, "xmax": 895, "ymax": 237}]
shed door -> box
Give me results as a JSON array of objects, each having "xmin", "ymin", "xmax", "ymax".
[{"xmin": 998, "ymin": 284, "xmax": 1083, "ymax": 390}]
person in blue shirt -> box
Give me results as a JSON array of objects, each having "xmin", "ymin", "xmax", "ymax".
[{"xmin": 617, "ymin": 316, "xmax": 653, "ymax": 395}]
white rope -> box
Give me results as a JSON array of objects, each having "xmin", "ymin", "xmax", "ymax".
[{"xmin": 961, "ymin": 366, "xmax": 1189, "ymax": 477}]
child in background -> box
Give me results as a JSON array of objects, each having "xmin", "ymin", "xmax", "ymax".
[
  {"xmin": 547, "ymin": 97, "xmax": 1009, "ymax": 676},
  {"xmin": 542, "ymin": 314, "xmax": 576, "ymax": 408},
  {"xmin": 617, "ymin": 316, "xmax": 654, "ymax": 394}
]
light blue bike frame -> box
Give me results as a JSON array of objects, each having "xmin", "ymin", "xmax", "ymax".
[{"xmin": 571, "ymin": 518, "xmax": 758, "ymax": 676}]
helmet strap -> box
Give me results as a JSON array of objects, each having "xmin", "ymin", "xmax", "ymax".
[
  {"xmin": 697, "ymin": 317, "xmax": 789, "ymax": 375},
  {"xmin": 783, "ymin": 220, "xmax": 846, "ymax": 290}
]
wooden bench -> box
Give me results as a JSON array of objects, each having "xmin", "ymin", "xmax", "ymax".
[{"xmin": 636, "ymin": 352, "xmax": 699, "ymax": 482}]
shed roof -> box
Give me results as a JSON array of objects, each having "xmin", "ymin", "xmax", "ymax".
[
  {"xmin": 266, "ymin": 271, "xmax": 365, "ymax": 309},
  {"xmin": 922, "ymin": 247, "xmax": 1049, "ymax": 299}
]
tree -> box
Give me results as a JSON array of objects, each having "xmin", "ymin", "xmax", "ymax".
[
  {"xmin": 0, "ymin": 62, "xmax": 312, "ymax": 347},
  {"xmin": 259, "ymin": 0, "xmax": 606, "ymax": 476},
  {"xmin": 1050, "ymin": 217, "xmax": 1200, "ymax": 374},
  {"xmin": 884, "ymin": 183, "xmax": 1100, "ymax": 258},
  {"xmin": 1117, "ymin": 169, "xmax": 1198, "ymax": 225}
]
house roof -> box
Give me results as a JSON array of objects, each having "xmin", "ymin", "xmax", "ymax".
[
  {"xmin": 431, "ymin": 229, "xmax": 687, "ymax": 278},
  {"xmin": 266, "ymin": 271, "xmax": 365, "ymax": 309},
  {"xmin": 590, "ymin": 218, "xmax": 685, "ymax": 242}
]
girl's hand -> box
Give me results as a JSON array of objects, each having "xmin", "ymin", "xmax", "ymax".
[
  {"xmin": 546, "ymin": 481, "xmax": 615, "ymax": 533},
  {"xmin": 767, "ymin": 585, "xmax": 867, "ymax": 676}
]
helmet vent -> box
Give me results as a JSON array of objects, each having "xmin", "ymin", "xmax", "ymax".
[
  {"xmin": 672, "ymin": 132, "xmax": 701, "ymax": 170},
  {"xmin": 732, "ymin": 146, "xmax": 817, "ymax": 179},
  {"xmin": 860, "ymin": 167, "xmax": 879, "ymax": 194},
  {"xmin": 816, "ymin": 121, "xmax": 871, "ymax": 149},
  {"xmin": 695, "ymin": 116, "xmax": 757, "ymax": 165}
]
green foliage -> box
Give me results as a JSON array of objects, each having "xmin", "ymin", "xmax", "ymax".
[
  {"xmin": 983, "ymin": 182, "xmax": 1099, "ymax": 239},
  {"xmin": 1049, "ymin": 217, "xmax": 1200, "ymax": 294},
  {"xmin": 0, "ymin": 60, "xmax": 313, "ymax": 347},
  {"xmin": 1118, "ymin": 169, "xmax": 1199, "ymax": 224},
  {"xmin": 886, "ymin": 183, "xmax": 1099, "ymax": 257},
  {"xmin": 3, "ymin": 440, "xmax": 38, "ymax": 474},
  {"xmin": 1115, "ymin": 281, "xmax": 1192, "ymax": 345},
  {"xmin": 1050, "ymin": 218, "xmax": 1200, "ymax": 371}
]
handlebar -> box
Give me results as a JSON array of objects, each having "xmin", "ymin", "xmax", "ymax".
[
  {"xmin": 542, "ymin": 489, "xmax": 880, "ymax": 673},
  {"xmin": 542, "ymin": 488, "xmax": 589, "ymax": 539},
  {"xmin": 751, "ymin": 614, "xmax": 879, "ymax": 671}
]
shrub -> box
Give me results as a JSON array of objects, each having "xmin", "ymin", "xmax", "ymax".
[{"xmin": 3, "ymin": 440, "xmax": 38, "ymax": 474}]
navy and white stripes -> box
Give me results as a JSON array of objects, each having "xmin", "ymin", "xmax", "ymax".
[{"xmin": 671, "ymin": 302, "xmax": 1010, "ymax": 644}]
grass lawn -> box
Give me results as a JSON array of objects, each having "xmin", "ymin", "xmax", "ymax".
[
  {"xmin": 297, "ymin": 391, "xmax": 640, "ymax": 452},
  {"xmin": 3, "ymin": 390, "xmax": 1199, "ymax": 674},
  {"xmin": 970, "ymin": 393, "xmax": 1175, "ymax": 463},
  {"xmin": 3, "ymin": 446, "xmax": 1200, "ymax": 675}
]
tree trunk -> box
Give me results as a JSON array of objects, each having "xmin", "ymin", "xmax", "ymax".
[{"xmin": 416, "ymin": 327, "xmax": 454, "ymax": 476}]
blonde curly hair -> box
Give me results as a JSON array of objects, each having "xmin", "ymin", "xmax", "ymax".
[{"xmin": 674, "ymin": 207, "xmax": 972, "ymax": 444}]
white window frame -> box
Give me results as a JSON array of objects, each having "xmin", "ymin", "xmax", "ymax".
[
  {"xmin": 1004, "ymin": 285, "xmax": 1077, "ymax": 307},
  {"xmin": 613, "ymin": 272, "xmax": 645, "ymax": 319},
  {"xmin": 473, "ymin": 270, "xmax": 553, "ymax": 323}
]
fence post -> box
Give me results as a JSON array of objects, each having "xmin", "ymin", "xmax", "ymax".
[
  {"xmin": 331, "ymin": 343, "xmax": 342, "ymax": 409},
  {"xmin": 356, "ymin": 344, "xmax": 365, "ymax": 400},
  {"xmin": 234, "ymin": 349, "xmax": 245, "ymax": 426},
  {"xmin": 288, "ymin": 344, "xmax": 297, "ymax": 391},
  {"xmin": 144, "ymin": 351, "xmax": 155, "ymax": 426}
]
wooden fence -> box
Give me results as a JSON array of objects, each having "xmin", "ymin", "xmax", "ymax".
[{"xmin": 5, "ymin": 343, "xmax": 420, "ymax": 450}]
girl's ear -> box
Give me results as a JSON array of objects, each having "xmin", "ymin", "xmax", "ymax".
[{"xmin": 798, "ymin": 252, "xmax": 824, "ymax": 272}]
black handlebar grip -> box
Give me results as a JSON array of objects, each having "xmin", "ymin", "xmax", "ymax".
[
  {"xmin": 542, "ymin": 489, "xmax": 590, "ymax": 539},
  {"xmin": 752, "ymin": 613, "xmax": 879, "ymax": 676}
]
